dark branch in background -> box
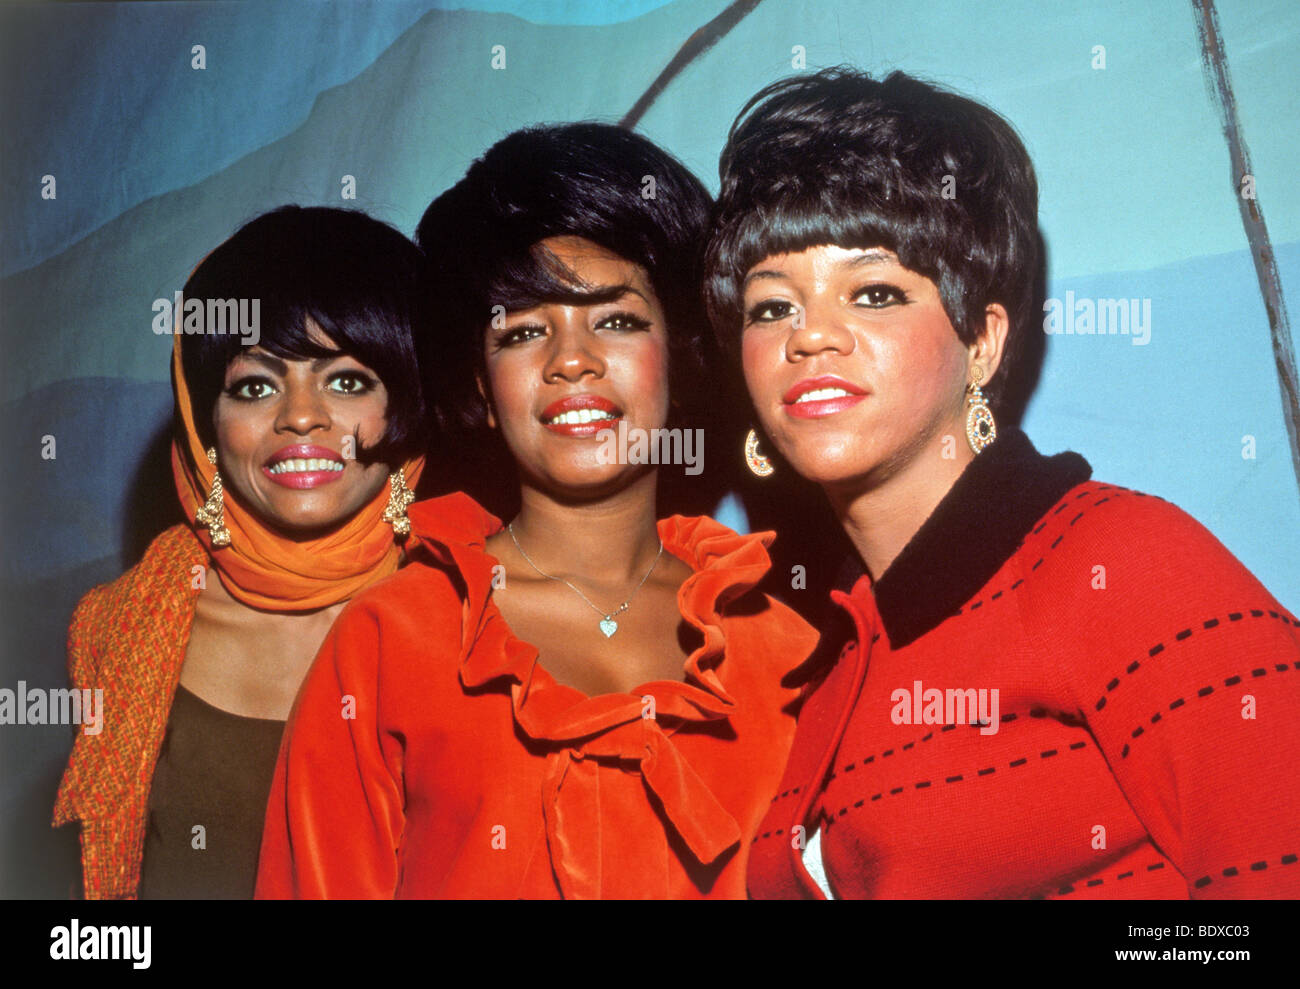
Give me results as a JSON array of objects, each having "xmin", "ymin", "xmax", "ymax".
[
  {"xmin": 620, "ymin": 0, "xmax": 765, "ymax": 130},
  {"xmin": 1193, "ymin": 0, "xmax": 1300, "ymax": 503}
]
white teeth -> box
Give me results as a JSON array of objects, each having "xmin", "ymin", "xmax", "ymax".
[
  {"xmin": 795, "ymin": 387, "xmax": 853, "ymax": 403},
  {"xmin": 546, "ymin": 408, "xmax": 618, "ymax": 425},
  {"xmin": 269, "ymin": 458, "xmax": 344, "ymax": 474}
]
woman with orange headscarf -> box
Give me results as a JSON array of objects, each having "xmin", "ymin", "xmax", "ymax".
[{"xmin": 52, "ymin": 206, "xmax": 429, "ymax": 899}]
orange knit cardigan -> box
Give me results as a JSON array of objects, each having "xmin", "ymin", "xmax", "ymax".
[{"xmin": 52, "ymin": 524, "xmax": 210, "ymax": 899}]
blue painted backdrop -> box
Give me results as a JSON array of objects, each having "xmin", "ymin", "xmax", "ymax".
[{"xmin": 1, "ymin": 0, "xmax": 1297, "ymax": 896}]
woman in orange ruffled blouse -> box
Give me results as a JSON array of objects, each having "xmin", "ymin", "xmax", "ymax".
[
  {"xmin": 54, "ymin": 207, "xmax": 428, "ymax": 898},
  {"xmin": 255, "ymin": 124, "xmax": 818, "ymax": 899}
]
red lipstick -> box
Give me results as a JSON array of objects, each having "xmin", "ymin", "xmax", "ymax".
[
  {"xmin": 539, "ymin": 394, "xmax": 623, "ymax": 437},
  {"xmin": 783, "ymin": 375, "xmax": 868, "ymax": 420}
]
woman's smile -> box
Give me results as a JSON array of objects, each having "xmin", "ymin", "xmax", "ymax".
[
  {"xmin": 741, "ymin": 244, "xmax": 977, "ymax": 490},
  {"xmin": 539, "ymin": 393, "xmax": 625, "ymax": 437},
  {"xmin": 262, "ymin": 443, "xmax": 348, "ymax": 488},
  {"xmin": 483, "ymin": 235, "xmax": 671, "ymax": 494},
  {"xmin": 215, "ymin": 321, "xmax": 392, "ymax": 532},
  {"xmin": 782, "ymin": 374, "xmax": 870, "ymax": 419}
]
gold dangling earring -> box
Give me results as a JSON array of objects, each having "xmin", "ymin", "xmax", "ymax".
[
  {"xmin": 381, "ymin": 467, "xmax": 416, "ymax": 537},
  {"xmin": 195, "ymin": 447, "xmax": 232, "ymax": 547},
  {"xmin": 744, "ymin": 428, "xmax": 774, "ymax": 477},
  {"xmin": 965, "ymin": 366, "xmax": 996, "ymax": 454}
]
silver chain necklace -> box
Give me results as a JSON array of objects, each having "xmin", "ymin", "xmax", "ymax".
[{"xmin": 507, "ymin": 522, "xmax": 664, "ymax": 638}]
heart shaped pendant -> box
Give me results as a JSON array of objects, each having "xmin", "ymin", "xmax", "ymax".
[{"xmin": 599, "ymin": 618, "xmax": 618, "ymax": 638}]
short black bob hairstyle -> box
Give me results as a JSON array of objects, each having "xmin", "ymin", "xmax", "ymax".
[
  {"xmin": 415, "ymin": 122, "xmax": 714, "ymax": 439},
  {"xmin": 705, "ymin": 67, "xmax": 1040, "ymax": 411},
  {"xmin": 179, "ymin": 206, "xmax": 427, "ymax": 465}
]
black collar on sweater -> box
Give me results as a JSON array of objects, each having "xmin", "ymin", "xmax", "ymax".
[{"xmin": 833, "ymin": 428, "xmax": 1092, "ymax": 649}]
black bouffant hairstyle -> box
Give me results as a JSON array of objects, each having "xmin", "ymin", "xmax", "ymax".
[{"xmin": 705, "ymin": 68, "xmax": 1040, "ymax": 410}]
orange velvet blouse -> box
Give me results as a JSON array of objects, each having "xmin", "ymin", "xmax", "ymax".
[{"xmin": 255, "ymin": 492, "xmax": 818, "ymax": 898}]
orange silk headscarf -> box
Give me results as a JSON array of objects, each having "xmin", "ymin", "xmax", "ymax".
[{"xmin": 169, "ymin": 335, "xmax": 425, "ymax": 612}]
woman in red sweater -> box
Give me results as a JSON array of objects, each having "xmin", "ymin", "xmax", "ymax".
[
  {"xmin": 704, "ymin": 68, "xmax": 1300, "ymax": 899},
  {"xmin": 255, "ymin": 124, "xmax": 817, "ymax": 898}
]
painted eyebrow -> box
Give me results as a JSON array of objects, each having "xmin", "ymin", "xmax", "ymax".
[
  {"xmin": 742, "ymin": 249, "xmax": 898, "ymax": 290},
  {"xmin": 504, "ymin": 283, "xmax": 651, "ymax": 315},
  {"xmin": 230, "ymin": 351, "xmax": 350, "ymax": 375}
]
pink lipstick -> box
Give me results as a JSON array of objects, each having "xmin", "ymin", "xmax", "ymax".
[
  {"xmin": 262, "ymin": 444, "xmax": 347, "ymax": 489},
  {"xmin": 783, "ymin": 375, "xmax": 868, "ymax": 419}
]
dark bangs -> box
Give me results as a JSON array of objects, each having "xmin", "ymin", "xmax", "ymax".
[
  {"xmin": 710, "ymin": 189, "xmax": 971, "ymax": 315},
  {"xmin": 179, "ymin": 206, "xmax": 427, "ymax": 464},
  {"xmin": 482, "ymin": 241, "xmax": 608, "ymax": 315}
]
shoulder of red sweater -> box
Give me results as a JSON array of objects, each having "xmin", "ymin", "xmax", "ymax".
[
  {"xmin": 1029, "ymin": 480, "xmax": 1245, "ymax": 570},
  {"xmin": 1017, "ymin": 480, "xmax": 1296, "ymax": 651}
]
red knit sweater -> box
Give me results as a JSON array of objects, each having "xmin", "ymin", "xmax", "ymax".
[{"xmin": 747, "ymin": 430, "xmax": 1300, "ymax": 899}]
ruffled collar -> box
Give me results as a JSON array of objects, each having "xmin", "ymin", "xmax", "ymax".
[
  {"xmin": 405, "ymin": 494, "xmax": 783, "ymax": 724},
  {"xmin": 403, "ymin": 493, "xmax": 798, "ymax": 879}
]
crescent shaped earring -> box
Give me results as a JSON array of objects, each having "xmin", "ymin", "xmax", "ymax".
[
  {"xmin": 195, "ymin": 447, "xmax": 232, "ymax": 547},
  {"xmin": 744, "ymin": 428, "xmax": 774, "ymax": 477},
  {"xmin": 965, "ymin": 366, "xmax": 996, "ymax": 454}
]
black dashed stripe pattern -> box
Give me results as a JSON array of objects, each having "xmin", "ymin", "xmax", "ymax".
[
  {"xmin": 1117, "ymin": 660, "xmax": 1300, "ymax": 758},
  {"xmin": 1093, "ymin": 611, "xmax": 1300, "ymax": 713}
]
